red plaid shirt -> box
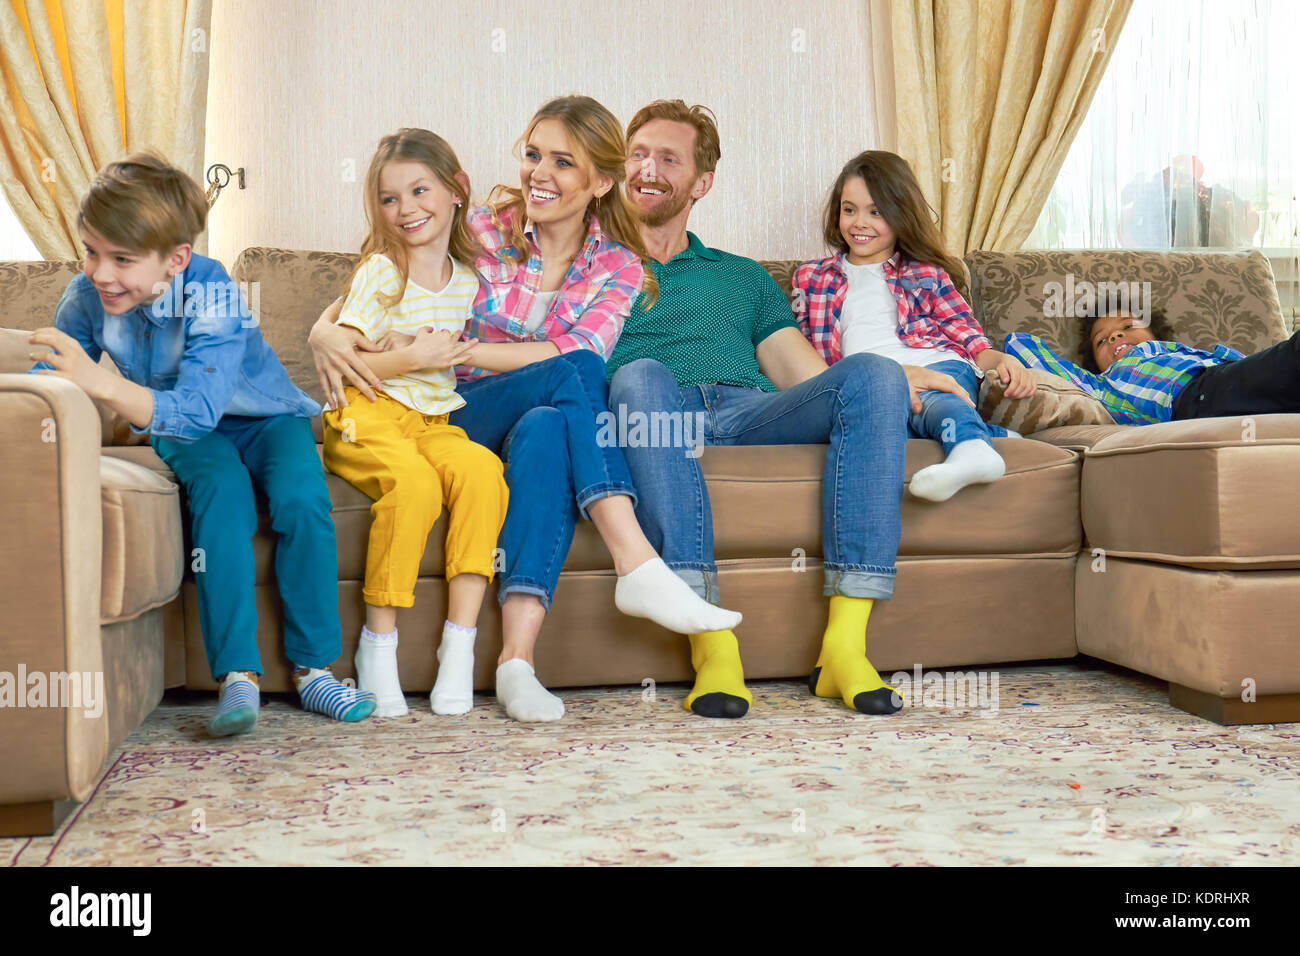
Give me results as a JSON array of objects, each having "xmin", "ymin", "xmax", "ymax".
[
  {"xmin": 791, "ymin": 252, "xmax": 991, "ymax": 365},
  {"xmin": 461, "ymin": 203, "xmax": 643, "ymax": 381}
]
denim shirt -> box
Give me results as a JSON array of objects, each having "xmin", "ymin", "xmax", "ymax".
[{"xmin": 33, "ymin": 253, "xmax": 319, "ymax": 442}]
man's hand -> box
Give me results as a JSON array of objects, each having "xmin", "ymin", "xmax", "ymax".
[
  {"xmin": 978, "ymin": 348, "xmax": 1035, "ymax": 399},
  {"xmin": 900, "ymin": 364, "xmax": 976, "ymax": 414},
  {"xmin": 29, "ymin": 328, "xmax": 115, "ymax": 399},
  {"xmin": 308, "ymin": 297, "xmax": 385, "ymax": 409}
]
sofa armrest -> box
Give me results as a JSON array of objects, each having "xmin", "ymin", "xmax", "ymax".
[{"xmin": 0, "ymin": 373, "xmax": 109, "ymax": 805}]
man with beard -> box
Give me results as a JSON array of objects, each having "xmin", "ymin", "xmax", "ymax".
[{"xmin": 607, "ymin": 100, "xmax": 970, "ymax": 719}]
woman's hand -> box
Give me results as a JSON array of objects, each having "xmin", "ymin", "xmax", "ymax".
[
  {"xmin": 900, "ymin": 364, "xmax": 976, "ymax": 414},
  {"xmin": 308, "ymin": 297, "xmax": 384, "ymax": 409},
  {"xmin": 407, "ymin": 328, "xmax": 478, "ymax": 371}
]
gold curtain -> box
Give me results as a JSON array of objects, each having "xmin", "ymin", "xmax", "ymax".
[
  {"xmin": 0, "ymin": 0, "xmax": 212, "ymax": 259},
  {"xmin": 887, "ymin": 0, "xmax": 1132, "ymax": 254}
]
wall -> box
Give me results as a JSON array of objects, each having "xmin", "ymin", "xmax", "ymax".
[{"xmin": 203, "ymin": 0, "xmax": 878, "ymax": 270}]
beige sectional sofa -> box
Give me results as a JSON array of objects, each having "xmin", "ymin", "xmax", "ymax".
[{"xmin": 2, "ymin": 247, "xmax": 1296, "ymax": 836}]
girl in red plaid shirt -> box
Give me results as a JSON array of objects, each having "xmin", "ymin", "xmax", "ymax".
[{"xmin": 793, "ymin": 151, "xmax": 1035, "ymax": 501}]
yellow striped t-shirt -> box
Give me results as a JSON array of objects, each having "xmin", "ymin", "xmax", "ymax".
[{"xmin": 338, "ymin": 253, "xmax": 478, "ymax": 416}]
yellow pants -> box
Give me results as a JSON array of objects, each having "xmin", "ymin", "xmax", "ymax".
[{"xmin": 323, "ymin": 388, "xmax": 508, "ymax": 608}]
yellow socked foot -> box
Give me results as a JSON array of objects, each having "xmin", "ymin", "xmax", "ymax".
[
  {"xmin": 685, "ymin": 629, "xmax": 752, "ymax": 719},
  {"xmin": 809, "ymin": 596, "xmax": 903, "ymax": 715}
]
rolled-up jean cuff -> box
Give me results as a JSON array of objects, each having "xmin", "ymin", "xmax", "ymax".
[
  {"xmin": 664, "ymin": 565, "xmax": 715, "ymax": 602},
  {"xmin": 823, "ymin": 568, "xmax": 896, "ymax": 600},
  {"xmin": 576, "ymin": 482, "xmax": 638, "ymax": 521},
  {"xmin": 499, "ymin": 580, "xmax": 553, "ymax": 612}
]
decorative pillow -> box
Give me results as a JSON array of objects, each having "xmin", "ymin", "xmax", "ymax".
[
  {"xmin": 978, "ymin": 367, "xmax": 1115, "ymax": 433},
  {"xmin": 0, "ymin": 326, "xmax": 149, "ymax": 447}
]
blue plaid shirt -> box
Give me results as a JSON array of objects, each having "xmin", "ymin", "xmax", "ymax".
[{"xmin": 1003, "ymin": 332, "xmax": 1244, "ymax": 425}]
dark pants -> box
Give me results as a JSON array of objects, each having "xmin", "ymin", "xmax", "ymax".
[{"xmin": 1172, "ymin": 331, "xmax": 1300, "ymax": 420}]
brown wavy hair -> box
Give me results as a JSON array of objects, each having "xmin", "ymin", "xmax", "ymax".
[
  {"xmin": 822, "ymin": 150, "xmax": 969, "ymax": 298},
  {"xmin": 487, "ymin": 95, "xmax": 657, "ymax": 306},
  {"xmin": 352, "ymin": 128, "xmax": 478, "ymax": 309}
]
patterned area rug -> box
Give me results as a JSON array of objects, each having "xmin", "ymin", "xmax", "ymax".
[{"xmin": 5, "ymin": 664, "xmax": 1298, "ymax": 866}]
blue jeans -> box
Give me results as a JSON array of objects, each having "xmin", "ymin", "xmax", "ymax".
[
  {"xmin": 152, "ymin": 414, "xmax": 341, "ymax": 678},
  {"xmin": 607, "ymin": 353, "xmax": 909, "ymax": 602},
  {"xmin": 908, "ymin": 359, "xmax": 1009, "ymax": 454},
  {"xmin": 451, "ymin": 350, "xmax": 637, "ymax": 610}
]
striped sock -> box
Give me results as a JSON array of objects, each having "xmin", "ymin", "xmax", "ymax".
[
  {"xmin": 211, "ymin": 672, "xmax": 260, "ymax": 737},
  {"xmin": 294, "ymin": 668, "xmax": 377, "ymax": 722}
]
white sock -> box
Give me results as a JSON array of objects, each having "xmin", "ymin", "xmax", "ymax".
[
  {"xmin": 431, "ymin": 621, "xmax": 476, "ymax": 715},
  {"xmin": 614, "ymin": 557, "xmax": 742, "ymax": 634},
  {"xmin": 354, "ymin": 625, "xmax": 407, "ymax": 717},
  {"xmin": 909, "ymin": 438, "xmax": 1006, "ymax": 503},
  {"xmin": 495, "ymin": 658, "xmax": 564, "ymax": 722}
]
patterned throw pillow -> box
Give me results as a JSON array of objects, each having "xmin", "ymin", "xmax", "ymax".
[{"xmin": 979, "ymin": 368, "xmax": 1115, "ymax": 433}]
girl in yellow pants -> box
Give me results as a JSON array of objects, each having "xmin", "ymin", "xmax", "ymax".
[{"xmin": 322, "ymin": 127, "xmax": 507, "ymax": 717}]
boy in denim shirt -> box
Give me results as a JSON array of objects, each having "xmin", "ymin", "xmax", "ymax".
[{"xmin": 29, "ymin": 153, "xmax": 375, "ymax": 736}]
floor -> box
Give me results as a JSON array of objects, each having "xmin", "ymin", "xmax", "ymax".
[{"xmin": 5, "ymin": 663, "xmax": 1298, "ymax": 866}]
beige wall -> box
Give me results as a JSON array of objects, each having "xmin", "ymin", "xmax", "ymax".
[{"xmin": 203, "ymin": 0, "xmax": 878, "ymax": 270}]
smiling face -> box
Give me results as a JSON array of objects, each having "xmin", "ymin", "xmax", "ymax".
[
  {"xmin": 378, "ymin": 160, "xmax": 458, "ymax": 249},
  {"xmin": 520, "ymin": 118, "xmax": 611, "ymax": 227},
  {"xmin": 79, "ymin": 225, "xmax": 183, "ymax": 314},
  {"xmin": 838, "ymin": 176, "xmax": 896, "ymax": 265},
  {"xmin": 625, "ymin": 118, "xmax": 708, "ymax": 228},
  {"xmin": 1091, "ymin": 310, "xmax": 1156, "ymax": 372}
]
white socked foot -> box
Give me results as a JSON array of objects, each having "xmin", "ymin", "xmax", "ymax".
[
  {"xmin": 615, "ymin": 557, "xmax": 742, "ymax": 634},
  {"xmin": 431, "ymin": 621, "xmax": 476, "ymax": 715},
  {"xmin": 355, "ymin": 626, "xmax": 407, "ymax": 717},
  {"xmin": 495, "ymin": 658, "xmax": 564, "ymax": 722},
  {"xmin": 909, "ymin": 439, "xmax": 1006, "ymax": 503}
]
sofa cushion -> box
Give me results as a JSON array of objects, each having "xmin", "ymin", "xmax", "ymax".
[
  {"xmin": 1080, "ymin": 415, "xmax": 1300, "ymax": 569},
  {"xmin": 100, "ymin": 456, "xmax": 185, "ymax": 623},
  {"xmin": 979, "ymin": 367, "xmax": 1116, "ymax": 433},
  {"xmin": 322, "ymin": 440, "xmax": 1082, "ymax": 583}
]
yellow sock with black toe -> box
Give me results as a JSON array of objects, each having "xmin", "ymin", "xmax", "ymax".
[
  {"xmin": 685, "ymin": 629, "xmax": 752, "ymax": 719},
  {"xmin": 809, "ymin": 596, "xmax": 903, "ymax": 714}
]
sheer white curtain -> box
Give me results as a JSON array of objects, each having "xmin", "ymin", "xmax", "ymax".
[
  {"xmin": 1025, "ymin": 0, "xmax": 1299, "ymax": 253},
  {"xmin": 0, "ymin": 193, "xmax": 41, "ymax": 259}
]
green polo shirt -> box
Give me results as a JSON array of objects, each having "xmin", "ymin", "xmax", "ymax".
[{"xmin": 607, "ymin": 232, "xmax": 798, "ymax": 391}]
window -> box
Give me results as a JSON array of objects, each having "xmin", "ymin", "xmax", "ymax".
[{"xmin": 1026, "ymin": 0, "xmax": 1299, "ymax": 255}]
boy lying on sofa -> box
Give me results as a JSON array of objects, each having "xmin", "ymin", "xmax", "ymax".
[{"xmin": 1004, "ymin": 306, "xmax": 1300, "ymax": 425}]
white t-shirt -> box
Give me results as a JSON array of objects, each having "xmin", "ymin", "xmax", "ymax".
[
  {"xmin": 524, "ymin": 290, "xmax": 559, "ymax": 335},
  {"xmin": 838, "ymin": 256, "xmax": 965, "ymax": 370}
]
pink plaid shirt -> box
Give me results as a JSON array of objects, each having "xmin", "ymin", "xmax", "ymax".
[
  {"xmin": 791, "ymin": 252, "xmax": 991, "ymax": 365},
  {"xmin": 461, "ymin": 203, "xmax": 644, "ymax": 381}
]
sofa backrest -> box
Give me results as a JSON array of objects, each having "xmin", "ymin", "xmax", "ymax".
[
  {"xmin": 5, "ymin": 247, "xmax": 1290, "ymax": 426},
  {"xmin": 963, "ymin": 249, "xmax": 1288, "ymax": 364},
  {"xmin": 231, "ymin": 248, "xmax": 360, "ymax": 405},
  {"xmin": 0, "ymin": 260, "xmax": 84, "ymax": 335}
]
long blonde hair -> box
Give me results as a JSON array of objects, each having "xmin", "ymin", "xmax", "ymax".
[
  {"xmin": 351, "ymin": 128, "xmax": 478, "ymax": 308},
  {"xmin": 488, "ymin": 95, "xmax": 658, "ymax": 306}
]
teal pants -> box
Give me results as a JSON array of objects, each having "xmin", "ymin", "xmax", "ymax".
[{"xmin": 152, "ymin": 414, "xmax": 341, "ymax": 679}]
